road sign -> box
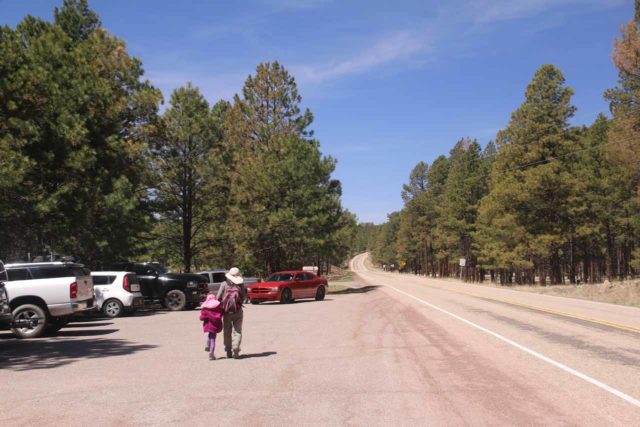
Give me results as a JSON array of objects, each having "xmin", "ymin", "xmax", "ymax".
[{"xmin": 459, "ymin": 258, "xmax": 466, "ymax": 267}]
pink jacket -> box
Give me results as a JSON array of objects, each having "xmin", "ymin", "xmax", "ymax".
[{"xmin": 199, "ymin": 306, "xmax": 223, "ymax": 333}]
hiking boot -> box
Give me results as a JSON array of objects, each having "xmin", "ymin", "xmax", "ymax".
[
  {"xmin": 226, "ymin": 350, "xmax": 232, "ymax": 358},
  {"xmin": 205, "ymin": 345, "xmax": 210, "ymax": 352},
  {"xmin": 232, "ymin": 351, "xmax": 240, "ymax": 359},
  {"xmin": 209, "ymin": 353, "xmax": 216, "ymax": 361}
]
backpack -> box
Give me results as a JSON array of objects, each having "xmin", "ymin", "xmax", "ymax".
[{"xmin": 221, "ymin": 283, "xmax": 243, "ymax": 314}]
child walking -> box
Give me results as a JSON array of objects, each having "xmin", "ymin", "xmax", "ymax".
[{"xmin": 199, "ymin": 294, "xmax": 223, "ymax": 360}]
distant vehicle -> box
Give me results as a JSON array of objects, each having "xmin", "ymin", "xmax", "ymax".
[
  {"xmin": 91, "ymin": 271, "xmax": 145, "ymax": 318},
  {"xmin": 0, "ymin": 261, "xmax": 12, "ymax": 326},
  {"xmin": 198, "ymin": 269, "xmax": 261, "ymax": 301},
  {"xmin": 2, "ymin": 262, "xmax": 96, "ymax": 338},
  {"xmin": 247, "ymin": 271, "xmax": 327, "ymax": 304},
  {"xmin": 198, "ymin": 269, "xmax": 227, "ymax": 294},
  {"xmin": 105, "ymin": 262, "xmax": 208, "ymax": 311}
]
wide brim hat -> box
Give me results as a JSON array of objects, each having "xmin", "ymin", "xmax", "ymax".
[
  {"xmin": 201, "ymin": 294, "xmax": 220, "ymax": 309},
  {"xmin": 226, "ymin": 267, "xmax": 244, "ymax": 285}
]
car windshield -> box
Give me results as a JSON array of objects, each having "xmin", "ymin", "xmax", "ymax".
[{"xmin": 266, "ymin": 273, "xmax": 294, "ymax": 282}]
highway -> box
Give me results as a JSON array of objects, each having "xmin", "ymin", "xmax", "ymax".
[{"xmin": 350, "ymin": 252, "xmax": 640, "ymax": 425}]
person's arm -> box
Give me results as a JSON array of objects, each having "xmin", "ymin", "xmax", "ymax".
[{"xmin": 216, "ymin": 282, "xmax": 226, "ymax": 300}]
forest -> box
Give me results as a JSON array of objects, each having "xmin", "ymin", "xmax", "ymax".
[
  {"xmin": 0, "ymin": 1, "xmax": 355, "ymax": 274},
  {"xmin": 357, "ymin": 3, "xmax": 640, "ymax": 285}
]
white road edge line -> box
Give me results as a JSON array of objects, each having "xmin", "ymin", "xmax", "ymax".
[{"xmin": 381, "ymin": 281, "xmax": 640, "ymax": 409}]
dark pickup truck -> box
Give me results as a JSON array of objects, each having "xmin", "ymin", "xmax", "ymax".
[{"xmin": 106, "ymin": 262, "xmax": 208, "ymax": 311}]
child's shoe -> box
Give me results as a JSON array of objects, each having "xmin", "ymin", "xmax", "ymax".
[
  {"xmin": 209, "ymin": 353, "xmax": 216, "ymax": 361},
  {"xmin": 205, "ymin": 345, "xmax": 210, "ymax": 352}
]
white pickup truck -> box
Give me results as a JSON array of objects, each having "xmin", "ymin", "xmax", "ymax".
[{"xmin": 1, "ymin": 262, "xmax": 96, "ymax": 338}]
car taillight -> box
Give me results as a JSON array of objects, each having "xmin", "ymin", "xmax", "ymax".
[
  {"xmin": 123, "ymin": 275, "xmax": 130, "ymax": 292},
  {"xmin": 70, "ymin": 282, "xmax": 78, "ymax": 299}
]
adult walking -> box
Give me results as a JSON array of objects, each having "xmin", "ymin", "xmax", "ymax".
[{"xmin": 217, "ymin": 267, "xmax": 245, "ymax": 359}]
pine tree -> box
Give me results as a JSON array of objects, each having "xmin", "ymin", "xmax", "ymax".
[
  {"xmin": 604, "ymin": 1, "xmax": 640, "ymax": 275},
  {"xmin": 434, "ymin": 138, "xmax": 487, "ymax": 281},
  {"xmin": 0, "ymin": 1, "xmax": 161, "ymax": 264},
  {"xmin": 148, "ymin": 84, "xmax": 223, "ymax": 272},
  {"xmin": 476, "ymin": 65, "xmax": 577, "ymax": 284},
  {"xmin": 223, "ymin": 62, "xmax": 348, "ymax": 274}
]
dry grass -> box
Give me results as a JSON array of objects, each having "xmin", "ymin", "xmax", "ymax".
[
  {"xmin": 498, "ymin": 280, "xmax": 640, "ymax": 308},
  {"xmin": 325, "ymin": 265, "xmax": 354, "ymax": 282}
]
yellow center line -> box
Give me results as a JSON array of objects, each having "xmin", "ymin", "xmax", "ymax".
[{"xmin": 432, "ymin": 285, "xmax": 640, "ymax": 334}]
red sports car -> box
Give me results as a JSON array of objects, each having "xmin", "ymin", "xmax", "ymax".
[{"xmin": 247, "ymin": 270, "xmax": 327, "ymax": 304}]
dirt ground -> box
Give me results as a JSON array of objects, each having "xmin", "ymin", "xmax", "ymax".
[{"xmin": 365, "ymin": 254, "xmax": 640, "ymax": 308}]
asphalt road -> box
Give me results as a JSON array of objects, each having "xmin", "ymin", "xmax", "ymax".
[{"xmin": 1, "ymin": 254, "xmax": 639, "ymax": 426}]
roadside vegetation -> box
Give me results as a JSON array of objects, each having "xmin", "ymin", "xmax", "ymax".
[
  {"xmin": 0, "ymin": 1, "xmax": 355, "ymax": 275},
  {"xmin": 360, "ymin": 3, "xmax": 640, "ymax": 286}
]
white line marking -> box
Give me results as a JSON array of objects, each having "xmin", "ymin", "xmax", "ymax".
[{"xmin": 382, "ymin": 282, "xmax": 640, "ymax": 409}]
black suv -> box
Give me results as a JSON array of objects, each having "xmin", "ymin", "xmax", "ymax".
[{"xmin": 105, "ymin": 262, "xmax": 208, "ymax": 311}]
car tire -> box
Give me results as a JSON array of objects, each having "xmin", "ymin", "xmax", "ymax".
[
  {"xmin": 11, "ymin": 304, "xmax": 47, "ymax": 339},
  {"xmin": 102, "ymin": 299, "xmax": 124, "ymax": 318},
  {"xmin": 280, "ymin": 288, "xmax": 292, "ymax": 304},
  {"xmin": 315, "ymin": 286, "xmax": 326, "ymax": 301},
  {"xmin": 165, "ymin": 289, "xmax": 187, "ymax": 311},
  {"xmin": 250, "ymin": 300, "xmax": 261, "ymax": 305}
]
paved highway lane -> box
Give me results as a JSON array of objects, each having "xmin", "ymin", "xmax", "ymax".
[
  {"xmin": 351, "ymin": 253, "xmax": 640, "ymax": 425},
  {"xmin": 1, "ymin": 255, "xmax": 639, "ymax": 426}
]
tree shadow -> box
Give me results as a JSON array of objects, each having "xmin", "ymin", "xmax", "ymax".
[
  {"xmin": 329, "ymin": 285, "xmax": 380, "ymax": 295},
  {"xmin": 0, "ymin": 337, "xmax": 157, "ymax": 371}
]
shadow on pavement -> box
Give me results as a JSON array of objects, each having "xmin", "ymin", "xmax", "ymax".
[
  {"xmin": 238, "ymin": 351, "xmax": 277, "ymax": 359},
  {"xmin": 329, "ymin": 285, "xmax": 379, "ymax": 295},
  {"xmin": 0, "ymin": 338, "xmax": 157, "ymax": 371},
  {"xmin": 54, "ymin": 328, "xmax": 119, "ymax": 337},
  {"xmin": 253, "ymin": 300, "xmax": 333, "ymax": 306},
  {"xmin": 65, "ymin": 322, "xmax": 114, "ymax": 328}
]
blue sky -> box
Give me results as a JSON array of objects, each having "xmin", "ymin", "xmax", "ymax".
[{"xmin": 1, "ymin": 0, "xmax": 633, "ymax": 223}]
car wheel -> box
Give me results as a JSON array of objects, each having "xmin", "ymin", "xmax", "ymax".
[
  {"xmin": 165, "ymin": 289, "xmax": 187, "ymax": 311},
  {"xmin": 280, "ymin": 288, "xmax": 292, "ymax": 304},
  {"xmin": 250, "ymin": 300, "xmax": 261, "ymax": 305},
  {"xmin": 11, "ymin": 304, "xmax": 47, "ymax": 339},
  {"xmin": 103, "ymin": 299, "xmax": 124, "ymax": 318},
  {"xmin": 315, "ymin": 286, "xmax": 326, "ymax": 301}
]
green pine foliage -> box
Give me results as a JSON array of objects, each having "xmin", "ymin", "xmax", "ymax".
[
  {"xmin": 0, "ymin": 4, "xmax": 354, "ymax": 275},
  {"xmin": 0, "ymin": 0, "xmax": 161, "ymax": 264}
]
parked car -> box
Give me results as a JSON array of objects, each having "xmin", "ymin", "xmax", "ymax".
[
  {"xmin": 198, "ymin": 269, "xmax": 261, "ymax": 302},
  {"xmin": 105, "ymin": 262, "xmax": 208, "ymax": 311},
  {"xmin": 247, "ymin": 270, "xmax": 327, "ymax": 304},
  {"xmin": 91, "ymin": 271, "xmax": 145, "ymax": 318},
  {"xmin": 1, "ymin": 262, "xmax": 96, "ymax": 338},
  {"xmin": 0, "ymin": 261, "xmax": 12, "ymax": 326}
]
